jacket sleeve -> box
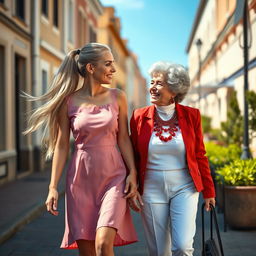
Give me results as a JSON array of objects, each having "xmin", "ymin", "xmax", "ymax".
[
  {"xmin": 130, "ymin": 111, "xmax": 140, "ymax": 168},
  {"xmin": 194, "ymin": 109, "xmax": 215, "ymax": 198}
]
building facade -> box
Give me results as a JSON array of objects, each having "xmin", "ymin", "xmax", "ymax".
[
  {"xmin": 0, "ymin": 0, "xmax": 33, "ymax": 185},
  {"xmin": 186, "ymin": 0, "xmax": 256, "ymax": 151}
]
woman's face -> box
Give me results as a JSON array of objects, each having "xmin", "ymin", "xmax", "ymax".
[
  {"xmin": 92, "ymin": 50, "xmax": 116, "ymax": 84},
  {"xmin": 149, "ymin": 72, "xmax": 176, "ymax": 106}
]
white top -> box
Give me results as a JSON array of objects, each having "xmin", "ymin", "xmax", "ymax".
[{"xmin": 146, "ymin": 104, "xmax": 187, "ymax": 170}]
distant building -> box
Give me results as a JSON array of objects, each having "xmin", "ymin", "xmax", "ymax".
[{"xmin": 186, "ymin": 0, "xmax": 256, "ymax": 150}]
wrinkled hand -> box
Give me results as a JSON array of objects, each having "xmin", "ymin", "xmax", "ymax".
[
  {"xmin": 124, "ymin": 173, "xmax": 137, "ymax": 199},
  {"xmin": 45, "ymin": 188, "xmax": 59, "ymax": 216},
  {"xmin": 128, "ymin": 191, "xmax": 144, "ymax": 212},
  {"xmin": 204, "ymin": 197, "xmax": 216, "ymax": 211}
]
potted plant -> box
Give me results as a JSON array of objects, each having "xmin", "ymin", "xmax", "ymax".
[
  {"xmin": 216, "ymin": 159, "xmax": 256, "ymax": 229},
  {"xmin": 205, "ymin": 142, "xmax": 241, "ymax": 210}
]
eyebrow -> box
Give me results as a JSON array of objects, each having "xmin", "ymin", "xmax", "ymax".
[
  {"xmin": 151, "ymin": 79, "xmax": 163, "ymax": 83},
  {"xmin": 104, "ymin": 60, "xmax": 115, "ymax": 63}
]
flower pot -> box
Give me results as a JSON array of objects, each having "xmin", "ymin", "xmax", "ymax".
[{"xmin": 224, "ymin": 186, "xmax": 256, "ymax": 229}]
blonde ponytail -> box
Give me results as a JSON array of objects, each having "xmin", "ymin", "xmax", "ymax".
[{"xmin": 24, "ymin": 49, "xmax": 80, "ymax": 159}]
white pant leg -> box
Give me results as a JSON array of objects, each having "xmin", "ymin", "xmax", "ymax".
[
  {"xmin": 170, "ymin": 183, "xmax": 199, "ymax": 256},
  {"xmin": 141, "ymin": 202, "xmax": 171, "ymax": 256},
  {"xmin": 141, "ymin": 170, "xmax": 171, "ymax": 256},
  {"xmin": 141, "ymin": 169, "xmax": 199, "ymax": 256}
]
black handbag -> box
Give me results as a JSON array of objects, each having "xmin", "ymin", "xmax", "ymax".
[{"xmin": 201, "ymin": 203, "xmax": 224, "ymax": 256}]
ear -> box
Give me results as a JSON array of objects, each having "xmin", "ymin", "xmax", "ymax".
[{"xmin": 85, "ymin": 63, "xmax": 95, "ymax": 75}]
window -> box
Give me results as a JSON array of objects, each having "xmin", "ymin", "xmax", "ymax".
[
  {"xmin": 89, "ymin": 26, "xmax": 96, "ymax": 43},
  {"xmin": 42, "ymin": 70, "xmax": 48, "ymax": 94},
  {"xmin": 68, "ymin": 0, "xmax": 74, "ymax": 42},
  {"xmin": 0, "ymin": 45, "xmax": 5, "ymax": 151},
  {"xmin": 53, "ymin": 0, "xmax": 58, "ymax": 27},
  {"xmin": 15, "ymin": 0, "xmax": 25, "ymax": 21},
  {"xmin": 41, "ymin": 0, "xmax": 48, "ymax": 17}
]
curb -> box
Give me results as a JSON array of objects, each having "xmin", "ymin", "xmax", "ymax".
[{"xmin": 0, "ymin": 190, "xmax": 65, "ymax": 245}]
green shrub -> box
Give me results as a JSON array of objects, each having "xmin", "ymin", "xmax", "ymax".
[
  {"xmin": 216, "ymin": 159, "xmax": 256, "ymax": 186},
  {"xmin": 205, "ymin": 142, "xmax": 241, "ymax": 169},
  {"xmin": 221, "ymin": 91, "xmax": 243, "ymax": 147}
]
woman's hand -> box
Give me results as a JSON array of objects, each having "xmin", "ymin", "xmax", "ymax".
[
  {"xmin": 128, "ymin": 191, "xmax": 144, "ymax": 212},
  {"xmin": 45, "ymin": 188, "xmax": 59, "ymax": 216},
  {"xmin": 124, "ymin": 173, "xmax": 137, "ymax": 199},
  {"xmin": 204, "ymin": 197, "xmax": 216, "ymax": 211}
]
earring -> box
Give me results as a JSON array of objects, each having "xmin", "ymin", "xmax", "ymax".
[{"xmin": 169, "ymin": 97, "xmax": 175, "ymax": 104}]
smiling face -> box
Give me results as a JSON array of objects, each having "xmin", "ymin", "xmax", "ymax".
[
  {"xmin": 149, "ymin": 72, "xmax": 176, "ymax": 106},
  {"xmin": 91, "ymin": 50, "xmax": 116, "ymax": 84}
]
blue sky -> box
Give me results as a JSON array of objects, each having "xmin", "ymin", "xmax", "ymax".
[{"xmin": 100, "ymin": 0, "xmax": 199, "ymax": 79}]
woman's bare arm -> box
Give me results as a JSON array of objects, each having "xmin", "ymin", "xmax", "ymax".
[{"xmin": 45, "ymin": 101, "xmax": 70, "ymax": 215}]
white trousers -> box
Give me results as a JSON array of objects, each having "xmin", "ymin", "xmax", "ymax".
[{"xmin": 141, "ymin": 169, "xmax": 199, "ymax": 256}]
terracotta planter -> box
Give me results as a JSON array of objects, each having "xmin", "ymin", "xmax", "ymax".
[{"xmin": 224, "ymin": 186, "xmax": 256, "ymax": 229}]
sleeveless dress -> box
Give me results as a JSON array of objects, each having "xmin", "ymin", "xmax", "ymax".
[{"xmin": 61, "ymin": 88, "xmax": 137, "ymax": 249}]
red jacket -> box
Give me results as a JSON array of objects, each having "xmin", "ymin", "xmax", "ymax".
[{"xmin": 130, "ymin": 104, "xmax": 215, "ymax": 199}]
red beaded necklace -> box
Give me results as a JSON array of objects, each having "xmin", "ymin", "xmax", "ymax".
[{"xmin": 153, "ymin": 109, "xmax": 179, "ymax": 142}]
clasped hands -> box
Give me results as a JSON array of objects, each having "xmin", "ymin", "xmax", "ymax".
[{"xmin": 124, "ymin": 173, "xmax": 144, "ymax": 212}]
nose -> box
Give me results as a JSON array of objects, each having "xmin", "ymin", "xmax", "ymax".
[
  {"xmin": 149, "ymin": 85, "xmax": 157, "ymax": 94},
  {"xmin": 111, "ymin": 64, "xmax": 116, "ymax": 73}
]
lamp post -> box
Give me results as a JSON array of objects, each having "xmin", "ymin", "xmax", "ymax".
[
  {"xmin": 195, "ymin": 38, "xmax": 202, "ymax": 109},
  {"xmin": 240, "ymin": 0, "xmax": 251, "ymax": 159}
]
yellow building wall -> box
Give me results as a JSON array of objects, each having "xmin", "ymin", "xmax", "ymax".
[{"xmin": 40, "ymin": 0, "xmax": 63, "ymax": 50}]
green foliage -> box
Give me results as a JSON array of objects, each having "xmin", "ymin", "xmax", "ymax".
[
  {"xmin": 201, "ymin": 115, "xmax": 212, "ymax": 133},
  {"xmin": 247, "ymin": 90, "xmax": 256, "ymax": 139},
  {"xmin": 216, "ymin": 159, "xmax": 256, "ymax": 186},
  {"xmin": 220, "ymin": 91, "xmax": 243, "ymax": 146},
  {"xmin": 205, "ymin": 142, "xmax": 241, "ymax": 169}
]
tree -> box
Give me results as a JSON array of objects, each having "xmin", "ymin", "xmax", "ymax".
[
  {"xmin": 247, "ymin": 90, "xmax": 256, "ymax": 140},
  {"xmin": 220, "ymin": 90, "xmax": 243, "ymax": 146}
]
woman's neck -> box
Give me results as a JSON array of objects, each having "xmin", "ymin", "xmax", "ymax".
[
  {"xmin": 81, "ymin": 78, "xmax": 104, "ymax": 97},
  {"xmin": 155, "ymin": 103, "xmax": 175, "ymax": 121}
]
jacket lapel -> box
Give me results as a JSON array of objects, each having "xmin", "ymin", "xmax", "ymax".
[
  {"xmin": 139, "ymin": 105, "xmax": 155, "ymax": 157},
  {"xmin": 176, "ymin": 104, "xmax": 192, "ymax": 153}
]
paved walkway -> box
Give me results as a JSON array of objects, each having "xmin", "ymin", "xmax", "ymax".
[{"xmin": 0, "ymin": 168, "xmax": 255, "ymax": 255}]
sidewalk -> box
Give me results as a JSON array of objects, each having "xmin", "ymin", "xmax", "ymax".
[
  {"xmin": 0, "ymin": 168, "xmax": 256, "ymax": 255},
  {"xmin": 0, "ymin": 167, "xmax": 66, "ymax": 245}
]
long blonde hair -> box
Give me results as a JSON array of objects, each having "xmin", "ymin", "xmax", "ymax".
[{"xmin": 24, "ymin": 43, "xmax": 111, "ymax": 159}]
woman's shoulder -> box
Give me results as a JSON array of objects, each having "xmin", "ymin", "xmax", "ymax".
[
  {"xmin": 177, "ymin": 104, "xmax": 200, "ymax": 122},
  {"xmin": 177, "ymin": 104, "xmax": 199, "ymax": 114},
  {"xmin": 133, "ymin": 105, "xmax": 153, "ymax": 117}
]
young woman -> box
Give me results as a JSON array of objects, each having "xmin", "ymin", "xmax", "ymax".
[{"xmin": 24, "ymin": 43, "xmax": 138, "ymax": 256}]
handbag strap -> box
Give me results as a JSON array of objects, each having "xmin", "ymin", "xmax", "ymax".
[{"xmin": 201, "ymin": 203, "xmax": 225, "ymax": 256}]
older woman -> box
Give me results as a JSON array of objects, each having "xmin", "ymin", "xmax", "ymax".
[{"xmin": 129, "ymin": 61, "xmax": 215, "ymax": 256}]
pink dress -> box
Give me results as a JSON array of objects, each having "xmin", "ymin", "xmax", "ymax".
[{"xmin": 60, "ymin": 89, "xmax": 137, "ymax": 249}]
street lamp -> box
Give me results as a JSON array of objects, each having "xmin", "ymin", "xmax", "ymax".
[
  {"xmin": 239, "ymin": 0, "xmax": 251, "ymax": 159},
  {"xmin": 195, "ymin": 38, "xmax": 202, "ymax": 109}
]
